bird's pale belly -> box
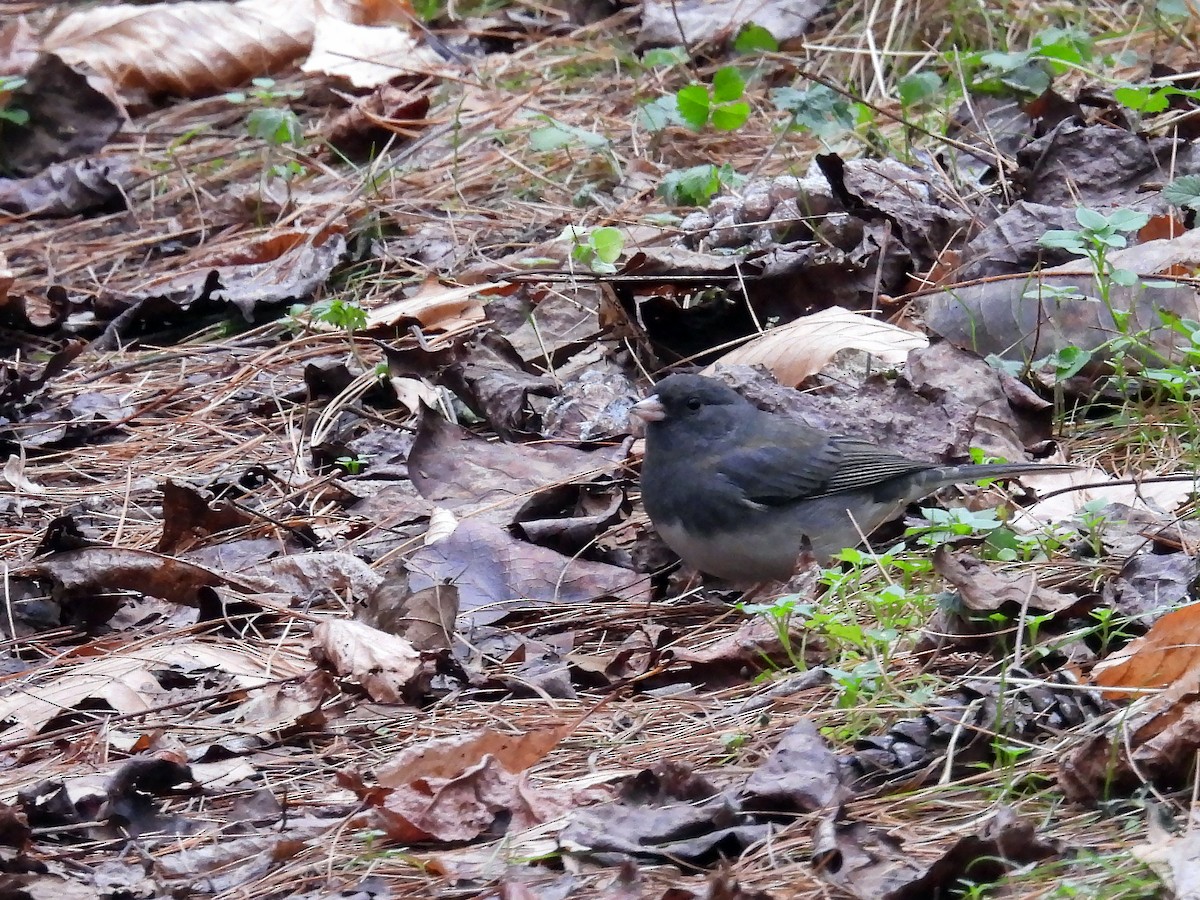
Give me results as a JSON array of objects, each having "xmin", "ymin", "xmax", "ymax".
[{"xmin": 656, "ymin": 492, "xmax": 905, "ymax": 582}]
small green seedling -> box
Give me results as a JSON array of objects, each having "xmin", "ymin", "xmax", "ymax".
[
  {"xmin": 224, "ymin": 77, "xmax": 304, "ymax": 106},
  {"xmin": 0, "ymin": 75, "xmax": 28, "ymax": 126},
  {"xmin": 562, "ymin": 225, "xmax": 624, "ymax": 274},
  {"xmin": 311, "ymin": 298, "xmax": 368, "ymax": 331},
  {"xmin": 657, "ymin": 163, "xmax": 744, "ymax": 206},
  {"xmin": 336, "ymin": 454, "xmax": 370, "ymax": 475},
  {"xmin": 675, "ymin": 67, "xmax": 751, "ymax": 132},
  {"xmin": 770, "ymin": 83, "xmax": 858, "ymax": 140},
  {"xmin": 1039, "ymin": 206, "xmax": 1149, "ymax": 307},
  {"xmin": 733, "ymin": 23, "xmax": 778, "ymax": 53}
]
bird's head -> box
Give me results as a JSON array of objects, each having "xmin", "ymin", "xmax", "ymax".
[{"xmin": 629, "ymin": 374, "xmax": 747, "ymax": 439}]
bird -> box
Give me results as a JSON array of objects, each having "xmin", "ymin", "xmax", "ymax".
[{"xmin": 629, "ymin": 373, "xmax": 1068, "ymax": 582}]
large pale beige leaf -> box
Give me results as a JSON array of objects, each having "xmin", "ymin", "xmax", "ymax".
[
  {"xmin": 1133, "ymin": 814, "xmax": 1200, "ymax": 899},
  {"xmin": 312, "ymin": 619, "xmax": 423, "ymax": 702},
  {"xmin": 707, "ymin": 306, "xmax": 927, "ymax": 386},
  {"xmin": 301, "ymin": 18, "xmax": 444, "ymax": 88},
  {"xmin": 0, "ymin": 251, "xmax": 10, "ymax": 307},
  {"xmin": 0, "ymin": 16, "xmax": 39, "ymax": 78},
  {"xmin": 1010, "ymin": 466, "xmax": 1196, "ymax": 531},
  {"xmin": 0, "ymin": 642, "xmax": 312, "ymax": 740},
  {"xmin": 1093, "ymin": 602, "xmax": 1200, "ymax": 700},
  {"xmin": 43, "ymin": 0, "xmax": 413, "ymax": 97}
]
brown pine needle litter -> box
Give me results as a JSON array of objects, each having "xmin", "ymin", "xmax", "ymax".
[{"xmin": 1, "ymin": 0, "xmax": 1194, "ymax": 897}]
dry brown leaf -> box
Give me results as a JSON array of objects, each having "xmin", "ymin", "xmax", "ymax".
[
  {"xmin": 1093, "ymin": 602, "xmax": 1200, "ymax": 700},
  {"xmin": 934, "ymin": 548, "xmax": 1077, "ymax": 614},
  {"xmin": 26, "ymin": 546, "xmax": 233, "ymax": 615},
  {"xmin": 376, "ymin": 723, "xmax": 574, "ymax": 786},
  {"xmin": 311, "ymin": 619, "xmax": 423, "ymax": 702},
  {"xmin": 372, "ymin": 755, "xmax": 578, "ymax": 843},
  {"xmin": 229, "ymin": 671, "xmax": 334, "ymax": 737},
  {"xmin": 44, "ymin": 0, "xmax": 413, "ymax": 97},
  {"xmin": 326, "ymin": 83, "xmax": 433, "ymax": 159},
  {"xmin": 706, "ymin": 306, "xmax": 927, "ymax": 386},
  {"xmin": 363, "ymin": 277, "xmax": 491, "ymax": 335},
  {"xmin": 131, "ymin": 229, "xmax": 347, "ymax": 320},
  {"xmin": 1059, "ymin": 681, "xmax": 1200, "ymax": 803}
]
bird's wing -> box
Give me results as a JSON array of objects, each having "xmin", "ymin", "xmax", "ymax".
[
  {"xmin": 818, "ymin": 438, "xmax": 934, "ymax": 496},
  {"xmin": 715, "ymin": 434, "xmax": 932, "ymax": 505},
  {"xmin": 712, "ymin": 427, "xmax": 844, "ymax": 504}
]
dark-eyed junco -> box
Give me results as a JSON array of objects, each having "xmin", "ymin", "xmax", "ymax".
[{"xmin": 630, "ymin": 374, "xmax": 1069, "ymax": 582}]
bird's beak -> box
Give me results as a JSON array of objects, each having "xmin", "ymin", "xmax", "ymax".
[{"xmin": 630, "ymin": 394, "xmax": 666, "ymax": 423}]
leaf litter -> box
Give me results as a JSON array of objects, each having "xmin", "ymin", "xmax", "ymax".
[{"xmin": 2, "ymin": 0, "xmax": 1200, "ymax": 897}]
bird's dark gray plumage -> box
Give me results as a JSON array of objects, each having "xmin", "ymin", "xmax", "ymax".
[{"xmin": 630, "ymin": 374, "xmax": 1066, "ymax": 582}]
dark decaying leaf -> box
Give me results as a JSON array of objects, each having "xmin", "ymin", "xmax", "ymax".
[
  {"xmin": 93, "ymin": 231, "xmax": 348, "ymax": 342},
  {"xmin": 1016, "ymin": 121, "xmax": 1200, "ymax": 210},
  {"xmin": 953, "ymin": 201, "xmax": 1079, "ymax": 281},
  {"xmin": 934, "ymin": 547, "xmax": 1078, "ymax": 614},
  {"xmin": 404, "ymin": 519, "xmax": 650, "ymax": 625},
  {"xmin": 843, "ymin": 668, "xmax": 1110, "ymax": 789},
  {"xmin": 512, "ymin": 479, "xmax": 626, "ymax": 556},
  {"xmin": 945, "ymin": 94, "xmax": 1034, "ymax": 178},
  {"xmin": 1060, "ymin": 683, "xmax": 1200, "ymax": 803},
  {"xmin": 562, "ymin": 760, "xmax": 772, "ymax": 862},
  {"xmin": 326, "ymin": 83, "xmax": 432, "ymax": 159},
  {"xmin": 1101, "ymin": 552, "xmax": 1200, "ymax": 624},
  {"xmin": 156, "ymin": 480, "xmax": 256, "ymax": 553},
  {"xmin": 822, "ymin": 155, "xmax": 976, "ymax": 259},
  {"xmin": 0, "ymin": 154, "xmax": 136, "ymax": 217},
  {"xmin": 541, "ymin": 367, "xmax": 640, "ymax": 441},
  {"xmin": 742, "ymin": 720, "xmax": 847, "ymax": 813},
  {"xmin": 565, "ymin": 723, "xmax": 850, "ymax": 864},
  {"xmin": 441, "ymin": 333, "xmax": 556, "ymax": 439},
  {"xmin": 813, "ymin": 806, "xmax": 1060, "ymax": 899},
  {"xmin": 23, "ymin": 546, "xmax": 232, "ymax": 625},
  {"xmin": 360, "ymin": 579, "xmax": 459, "ymax": 651},
  {"xmin": 19, "ymin": 756, "xmax": 198, "ymax": 840},
  {"xmin": 484, "ymin": 283, "xmax": 605, "ymax": 368},
  {"xmin": 0, "ymin": 54, "xmax": 124, "ymax": 176},
  {"xmin": 0, "ymin": 801, "xmax": 31, "ymax": 850},
  {"xmin": 234, "ymin": 551, "xmax": 383, "ymax": 605},
  {"xmin": 920, "ymin": 274, "xmax": 1200, "ymax": 372},
  {"xmin": 408, "ymin": 406, "xmax": 620, "ymax": 524}
]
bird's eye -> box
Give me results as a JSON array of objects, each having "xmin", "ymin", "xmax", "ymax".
[{"xmin": 686, "ymin": 397, "xmax": 702, "ymax": 411}]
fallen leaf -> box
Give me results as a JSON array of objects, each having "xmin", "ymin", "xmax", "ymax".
[
  {"xmin": 1093, "ymin": 602, "xmax": 1200, "ymax": 700},
  {"xmin": 934, "ymin": 548, "xmax": 1077, "ymax": 614},
  {"xmin": 311, "ymin": 618, "xmax": 426, "ymax": 702},
  {"xmin": 44, "ymin": 0, "xmax": 413, "ymax": 97},
  {"xmin": 404, "ymin": 519, "xmax": 650, "ymax": 624},
  {"xmin": 376, "ymin": 722, "xmax": 573, "ymax": 786},
  {"xmin": 0, "ymin": 642, "xmax": 310, "ymax": 740},
  {"xmin": 1133, "ymin": 814, "xmax": 1200, "ymax": 900},
  {"xmin": 363, "ymin": 277, "xmax": 491, "ymax": 336},
  {"xmin": 301, "ymin": 18, "xmax": 444, "ymax": 87},
  {"xmin": 708, "ymin": 306, "xmax": 927, "ymax": 386}
]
